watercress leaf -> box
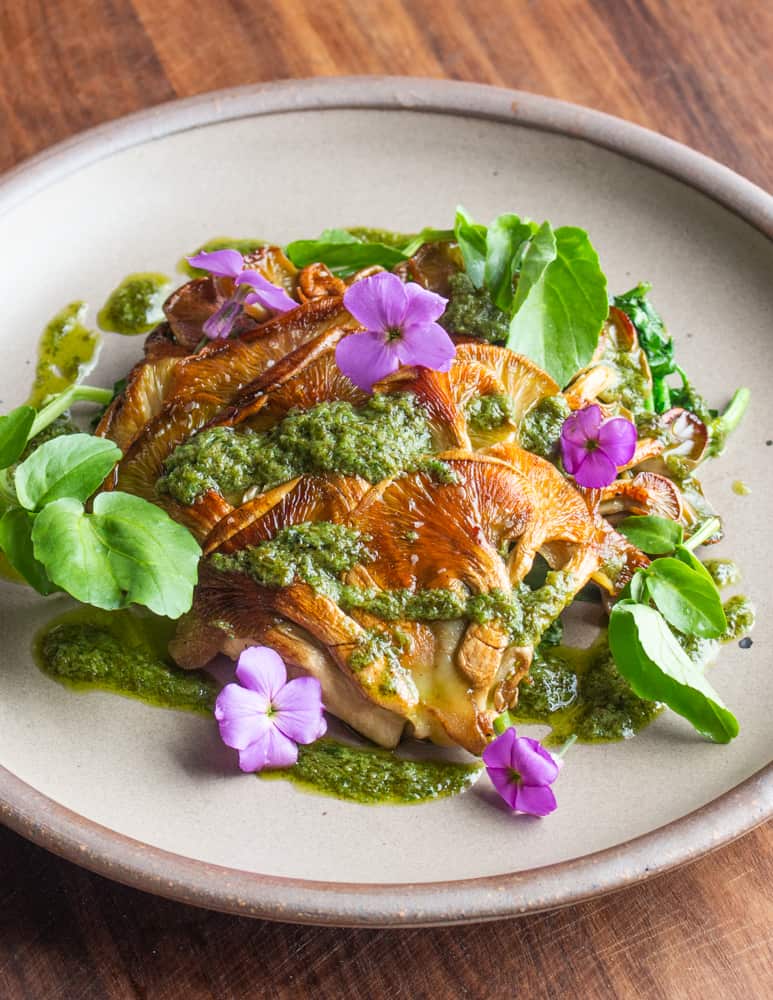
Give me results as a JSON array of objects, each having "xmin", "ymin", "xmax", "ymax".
[
  {"xmin": 14, "ymin": 434, "xmax": 121, "ymax": 511},
  {"xmin": 645, "ymin": 557, "xmax": 727, "ymax": 638},
  {"xmin": 484, "ymin": 214, "xmax": 535, "ymax": 312},
  {"xmin": 0, "ymin": 405, "xmax": 36, "ymax": 470},
  {"xmin": 32, "ymin": 497, "xmax": 116, "ymax": 606},
  {"xmin": 629, "ymin": 568, "xmax": 648, "ymax": 603},
  {"xmin": 0, "ymin": 508, "xmax": 58, "ymax": 595},
  {"xmin": 608, "ymin": 602, "xmax": 738, "ymax": 743},
  {"xmin": 672, "ymin": 544, "xmax": 718, "ymax": 584},
  {"xmin": 284, "ymin": 233, "xmax": 407, "ymax": 275},
  {"xmin": 400, "ymin": 228, "xmax": 454, "ymax": 256},
  {"xmin": 506, "ymin": 224, "xmax": 608, "ymax": 387},
  {"xmin": 32, "ymin": 492, "xmax": 201, "ymax": 617},
  {"xmin": 453, "ymin": 207, "xmax": 487, "ymax": 288},
  {"xmin": 617, "ymin": 514, "xmax": 684, "ymax": 555},
  {"xmin": 318, "ymin": 228, "xmax": 359, "ymax": 244}
]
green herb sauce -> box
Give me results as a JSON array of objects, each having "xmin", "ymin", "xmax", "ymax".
[
  {"xmin": 260, "ymin": 739, "xmax": 481, "ymax": 804},
  {"xmin": 722, "ymin": 595, "xmax": 755, "ymax": 641},
  {"xmin": 19, "ymin": 413, "xmax": 78, "ymax": 460},
  {"xmin": 466, "ymin": 392, "xmax": 516, "ymax": 431},
  {"xmin": 440, "ymin": 272, "xmax": 510, "ymax": 343},
  {"xmin": 518, "ymin": 395, "xmax": 571, "ymax": 459},
  {"xmin": 98, "ymin": 273, "xmax": 171, "ymax": 335},
  {"xmin": 512, "ymin": 636, "xmax": 662, "ymax": 744},
  {"xmin": 732, "ymin": 480, "xmax": 751, "ymax": 496},
  {"xmin": 35, "ymin": 608, "xmax": 217, "ymax": 714},
  {"xmin": 212, "ymin": 522, "xmax": 370, "ymax": 596},
  {"xmin": 597, "ymin": 338, "xmax": 652, "ymax": 415},
  {"xmin": 215, "ymin": 522, "xmax": 575, "ymax": 654},
  {"xmin": 27, "ymin": 302, "xmax": 101, "ymax": 407},
  {"xmin": 703, "ymin": 559, "xmax": 741, "ymax": 589},
  {"xmin": 179, "ymin": 237, "xmax": 267, "ymax": 276},
  {"xmin": 159, "ymin": 394, "xmax": 433, "ymax": 505}
]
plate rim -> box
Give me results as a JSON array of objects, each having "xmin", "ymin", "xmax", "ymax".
[{"xmin": 1, "ymin": 76, "xmax": 771, "ymax": 926}]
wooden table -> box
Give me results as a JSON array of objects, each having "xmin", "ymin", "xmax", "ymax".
[{"xmin": 1, "ymin": 1, "xmax": 771, "ymax": 996}]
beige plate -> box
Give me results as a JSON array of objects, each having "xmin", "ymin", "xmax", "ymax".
[{"xmin": 0, "ymin": 78, "xmax": 771, "ymax": 927}]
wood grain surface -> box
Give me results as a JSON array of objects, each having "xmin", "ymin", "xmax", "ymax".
[{"xmin": 0, "ymin": 0, "xmax": 771, "ymax": 997}]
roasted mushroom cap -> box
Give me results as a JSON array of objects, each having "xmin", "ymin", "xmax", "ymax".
[{"xmin": 97, "ymin": 278, "xmax": 671, "ymax": 754}]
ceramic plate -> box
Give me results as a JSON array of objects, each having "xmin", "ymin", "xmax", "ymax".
[{"xmin": 1, "ymin": 78, "xmax": 771, "ymax": 926}]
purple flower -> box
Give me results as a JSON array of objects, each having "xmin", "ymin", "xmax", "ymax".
[
  {"xmin": 335, "ymin": 271, "xmax": 456, "ymax": 392},
  {"xmin": 214, "ymin": 646, "xmax": 326, "ymax": 772},
  {"xmin": 560, "ymin": 404, "xmax": 637, "ymax": 488},
  {"xmin": 482, "ymin": 727, "xmax": 560, "ymax": 816},
  {"xmin": 187, "ymin": 249, "xmax": 297, "ymax": 340}
]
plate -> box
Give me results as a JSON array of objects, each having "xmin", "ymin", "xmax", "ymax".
[{"xmin": 1, "ymin": 77, "xmax": 771, "ymax": 926}]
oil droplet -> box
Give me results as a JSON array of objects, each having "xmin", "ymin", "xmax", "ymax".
[{"xmin": 732, "ymin": 480, "xmax": 751, "ymax": 496}]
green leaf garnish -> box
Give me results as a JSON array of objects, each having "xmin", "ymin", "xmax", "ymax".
[
  {"xmin": 0, "ymin": 508, "xmax": 58, "ymax": 595},
  {"xmin": 506, "ymin": 224, "xmax": 609, "ymax": 387},
  {"xmin": 31, "ymin": 492, "xmax": 201, "ymax": 618},
  {"xmin": 14, "ymin": 434, "xmax": 122, "ymax": 511},
  {"xmin": 608, "ymin": 601, "xmax": 738, "ymax": 743},
  {"xmin": 617, "ymin": 514, "xmax": 684, "ymax": 554},
  {"xmin": 0, "ymin": 405, "xmax": 36, "ymax": 471},
  {"xmin": 453, "ymin": 207, "xmax": 488, "ymax": 288},
  {"xmin": 286, "ymin": 231, "xmax": 407, "ymax": 275},
  {"xmin": 484, "ymin": 214, "xmax": 535, "ymax": 312},
  {"xmin": 643, "ymin": 558, "xmax": 727, "ymax": 638}
]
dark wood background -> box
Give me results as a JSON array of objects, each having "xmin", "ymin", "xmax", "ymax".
[{"xmin": 1, "ymin": 1, "xmax": 771, "ymax": 996}]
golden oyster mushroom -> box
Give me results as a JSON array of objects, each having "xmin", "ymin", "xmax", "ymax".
[
  {"xmin": 99, "ymin": 307, "xmax": 354, "ymax": 509},
  {"xmin": 172, "ymin": 451, "xmax": 600, "ymax": 754}
]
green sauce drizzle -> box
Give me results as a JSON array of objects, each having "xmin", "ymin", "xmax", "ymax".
[
  {"xmin": 159, "ymin": 393, "xmax": 433, "ymax": 506},
  {"xmin": 212, "ymin": 522, "xmax": 369, "ymax": 595},
  {"xmin": 466, "ymin": 392, "xmax": 516, "ymax": 432},
  {"xmin": 518, "ymin": 395, "xmax": 571, "ymax": 459},
  {"xmin": 722, "ymin": 595, "xmax": 755, "ymax": 641},
  {"xmin": 703, "ymin": 559, "xmax": 741, "ymax": 588},
  {"xmin": 179, "ymin": 237, "xmax": 267, "ymax": 276},
  {"xmin": 261, "ymin": 739, "xmax": 481, "ymax": 804},
  {"xmin": 27, "ymin": 302, "xmax": 101, "ymax": 407},
  {"xmin": 513, "ymin": 636, "xmax": 662, "ymax": 744},
  {"xmin": 35, "ymin": 608, "xmax": 217, "ymax": 714},
  {"xmin": 732, "ymin": 480, "xmax": 751, "ymax": 496},
  {"xmin": 98, "ymin": 273, "xmax": 172, "ymax": 335},
  {"xmin": 440, "ymin": 272, "xmax": 510, "ymax": 343}
]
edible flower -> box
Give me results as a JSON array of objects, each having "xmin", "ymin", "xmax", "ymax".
[
  {"xmin": 482, "ymin": 727, "xmax": 560, "ymax": 816},
  {"xmin": 559, "ymin": 404, "xmax": 637, "ymax": 488},
  {"xmin": 214, "ymin": 646, "xmax": 326, "ymax": 772},
  {"xmin": 187, "ymin": 249, "xmax": 297, "ymax": 340},
  {"xmin": 335, "ymin": 271, "xmax": 456, "ymax": 392}
]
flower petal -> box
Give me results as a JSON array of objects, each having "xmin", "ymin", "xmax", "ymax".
[
  {"xmin": 343, "ymin": 271, "xmax": 407, "ymax": 332},
  {"xmin": 573, "ymin": 448, "xmax": 618, "ymax": 489},
  {"xmin": 272, "ymin": 676, "xmax": 326, "ymax": 744},
  {"xmin": 597, "ymin": 416, "xmax": 638, "ymax": 467},
  {"xmin": 402, "ymin": 281, "xmax": 448, "ymax": 325},
  {"xmin": 236, "ymin": 646, "xmax": 287, "ymax": 699},
  {"xmin": 237, "ymin": 723, "xmax": 299, "ymax": 772},
  {"xmin": 397, "ymin": 321, "xmax": 456, "ymax": 372},
  {"xmin": 482, "ymin": 727, "xmax": 517, "ymax": 770},
  {"xmin": 236, "ymin": 271, "xmax": 296, "ymax": 313},
  {"xmin": 202, "ymin": 295, "xmax": 243, "ymax": 340},
  {"xmin": 560, "ymin": 437, "xmax": 587, "ymax": 475},
  {"xmin": 510, "ymin": 736, "xmax": 559, "ymax": 786},
  {"xmin": 335, "ymin": 330, "xmax": 400, "ymax": 392},
  {"xmin": 187, "ymin": 249, "xmax": 244, "ymax": 278},
  {"xmin": 561, "ymin": 404, "xmax": 602, "ymax": 447},
  {"xmin": 487, "ymin": 766, "xmax": 520, "ymax": 810},
  {"xmin": 514, "ymin": 783, "xmax": 558, "ymax": 817},
  {"xmin": 214, "ymin": 684, "xmax": 269, "ymax": 750}
]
